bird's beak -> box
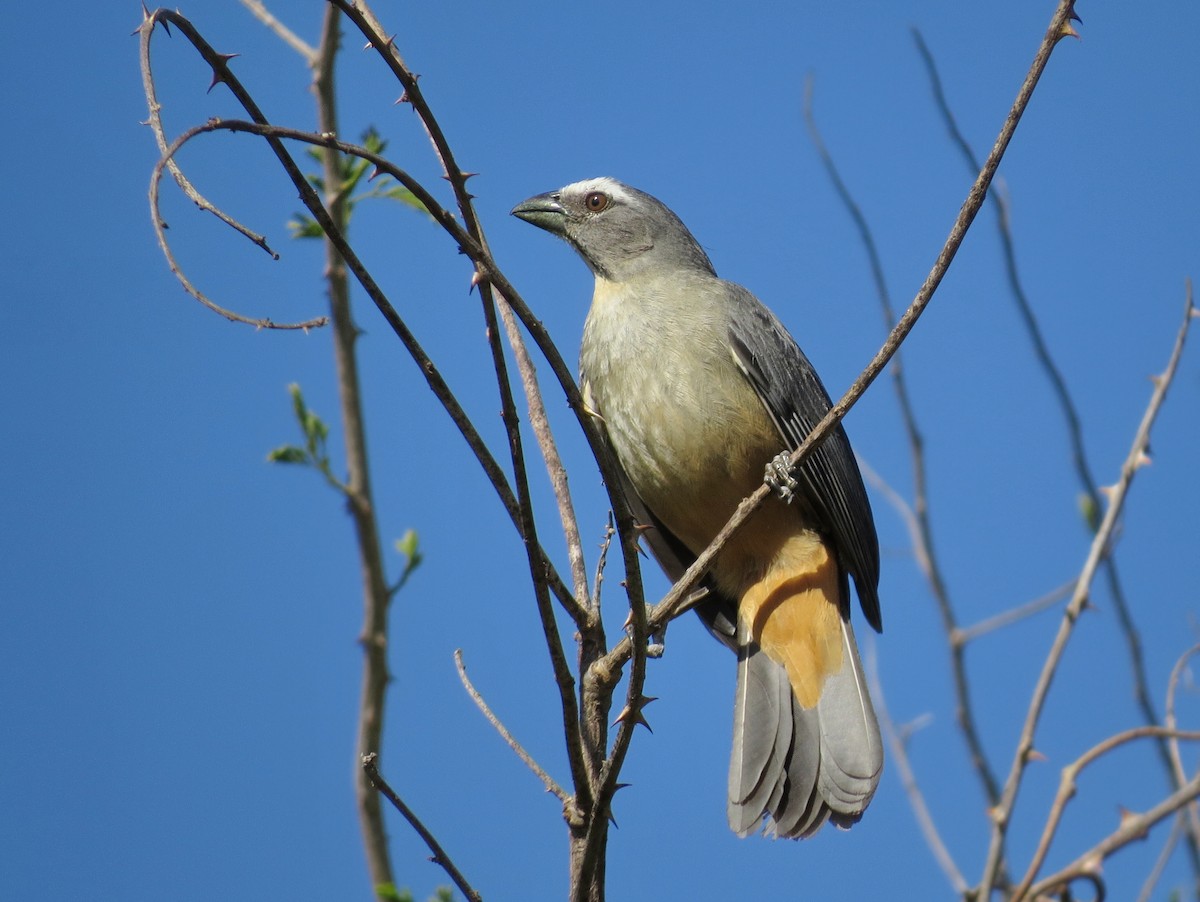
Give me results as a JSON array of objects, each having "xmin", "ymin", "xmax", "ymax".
[{"xmin": 511, "ymin": 192, "xmax": 567, "ymax": 235}]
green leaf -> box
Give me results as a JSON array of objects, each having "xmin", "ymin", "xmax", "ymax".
[
  {"xmin": 395, "ymin": 529, "xmax": 422, "ymax": 571},
  {"xmin": 372, "ymin": 884, "xmax": 409, "ymax": 902},
  {"xmin": 1078, "ymin": 492, "xmax": 1100, "ymax": 534},
  {"xmin": 287, "ymin": 214, "xmax": 325, "ymax": 240},
  {"xmin": 266, "ymin": 445, "xmax": 308, "ymax": 465}
]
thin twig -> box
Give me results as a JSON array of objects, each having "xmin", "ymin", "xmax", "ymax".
[
  {"xmin": 1026, "ymin": 772, "xmax": 1200, "ymax": 902},
  {"xmin": 1014, "ymin": 726, "xmax": 1200, "ymax": 899},
  {"xmin": 957, "ymin": 580, "xmax": 1075, "ymax": 644},
  {"xmin": 238, "ymin": 0, "xmax": 316, "ymax": 61},
  {"xmin": 1136, "ymin": 815, "xmax": 1184, "ymax": 902},
  {"xmin": 296, "ymin": 7, "xmax": 398, "ymax": 895},
  {"xmin": 914, "ymin": 23, "xmax": 1200, "ymax": 878},
  {"xmin": 1166, "ymin": 643, "xmax": 1200, "ymax": 849},
  {"xmin": 862, "ymin": 458, "xmax": 1073, "ymax": 645},
  {"xmin": 361, "ymin": 754, "xmax": 482, "ymax": 902},
  {"xmin": 493, "ymin": 288, "xmax": 592, "ymax": 626},
  {"xmin": 139, "ymin": 11, "xmax": 329, "ymax": 329},
  {"xmin": 980, "ymin": 286, "xmax": 1196, "ymax": 897},
  {"xmin": 868, "ymin": 648, "xmax": 969, "ymax": 894},
  {"xmin": 805, "ymin": 68, "xmax": 999, "ymax": 800},
  {"xmin": 454, "ymin": 650, "xmax": 570, "ymax": 805}
]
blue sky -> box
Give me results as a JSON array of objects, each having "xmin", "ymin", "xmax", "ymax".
[{"xmin": 3, "ymin": 2, "xmax": 1199, "ymax": 900}]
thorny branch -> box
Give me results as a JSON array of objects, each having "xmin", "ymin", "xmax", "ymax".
[
  {"xmin": 362, "ymin": 754, "xmax": 482, "ymax": 902},
  {"xmin": 978, "ymin": 286, "xmax": 1197, "ymax": 898},
  {"xmin": 911, "ymin": 24, "xmax": 1200, "ymax": 883}
]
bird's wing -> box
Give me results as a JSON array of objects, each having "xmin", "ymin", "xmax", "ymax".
[{"xmin": 726, "ymin": 286, "xmax": 882, "ymax": 631}]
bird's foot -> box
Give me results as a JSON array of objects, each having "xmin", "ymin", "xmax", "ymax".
[{"xmin": 764, "ymin": 451, "xmax": 798, "ymax": 504}]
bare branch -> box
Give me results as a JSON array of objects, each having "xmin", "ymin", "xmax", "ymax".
[
  {"xmin": 912, "ymin": 23, "xmax": 1200, "ymax": 882},
  {"xmin": 1014, "ymin": 726, "xmax": 1200, "ymax": 898},
  {"xmin": 805, "ymin": 70, "xmax": 999, "ymax": 804},
  {"xmin": 980, "ymin": 285, "xmax": 1197, "ymax": 896},
  {"xmin": 868, "ymin": 648, "xmax": 968, "ymax": 894},
  {"xmin": 139, "ymin": 10, "xmax": 326, "ymax": 329},
  {"xmin": 1166, "ymin": 643, "xmax": 1200, "ymax": 849},
  {"xmin": 956, "ymin": 580, "xmax": 1075, "ymax": 644},
  {"xmin": 455, "ymin": 650, "xmax": 570, "ymax": 806},
  {"xmin": 361, "ymin": 754, "xmax": 482, "ymax": 902},
  {"xmin": 1025, "ymin": 771, "xmax": 1200, "ymax": 902},
  {"xmin": 238, "ymin": 0, "xmax": 316, "ymax": 61}
]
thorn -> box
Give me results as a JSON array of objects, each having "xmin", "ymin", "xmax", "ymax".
[
  {"xmin": 1058, "ymin": 21, "xmax": 1080, "ymax": 40},
  {"xmin": 443, "ymin": 171, "xmax": 480, "ymax": 182},
  {"xmin": 1026, "ymin": 747, "xmax": 1047, "ymax": 763},
  {"xmin": 613, "ymin": 782, "xmax": 632, "ymax": 793},
  {"xmin": 395, "ymin": 92, "xmax": 410, "ymax": 105},
  {"xmin": 368, "ymin": 165, "xmax": 383, "ymax": 182},
  {"xmin": 1150, "ymin": 372, "xmax": 1166, "ymax": 389},
  {"xmin": 383, "ymin": 34, "xmax": 397, "ymax": 49},
  {"xmin": 1118, "ymin": 806, "xmax": 1149, "ymax": 841},
  {"xmin": 206, "ymin": 52, "xmax": 240, "ymax": 93},
  {"xmin": 613, "ymin": 695, "xmax": 657, "ymax": 731},
  {"xmin": 470, "ymin": 270, "xmax": 484, "ymax": 288},
  {"xmin": 1098, "ymin": 483, "xmax": 1118, "ymax": 503},
  {"xmin": 1133, "ymin": 449, "xmax": 1152, "ymax": 470}
]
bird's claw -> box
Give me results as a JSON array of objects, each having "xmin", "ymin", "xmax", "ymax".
[{"xmin": 764, "ymin": 451, "xmax": 798, "ymax": 504}]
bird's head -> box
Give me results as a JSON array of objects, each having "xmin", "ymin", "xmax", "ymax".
[{"xmin": 511, "ymin": 177, "xmax": 714, "ymax": 282}]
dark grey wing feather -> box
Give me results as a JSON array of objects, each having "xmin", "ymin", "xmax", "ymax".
[{"xmin": 726, "ymin": 289, "xmax": 882, "ymax": 632}]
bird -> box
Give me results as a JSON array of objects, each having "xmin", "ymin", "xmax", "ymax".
[{"xmin": 511, "ymin": 177, "xmax": 883, "ymax": 839}]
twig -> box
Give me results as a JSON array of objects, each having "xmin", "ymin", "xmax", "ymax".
[
  {"xmin": 1166, "ymin": 643, "xmax": 1200, "ymax": 851},
  {"xmin": 291, "ymin": 7, "xmax": 399, "ymax": 895},
  {"xmin": 912, "ymin": 24, "xmax": 1200, "ymax": 879},
  {"xmin": 454, "ymin": 650, "xmax": 570, "ymax": 805},
  {"xmin": 868, "ymin": 647, "xmax": 969, "ymax": 894},
  {"xmin": 805, "ymin": 66, "xmax": 999, "ymax": 800},
  {"xmin": 1025, "ymin": 772, "xmax": 1200, "ymax": 902},
  {"xmin": 1136, "ymin": 815, "xmax": 1183, "ymax": 902},
  {"xmin": 957, "ymin": 580, "xmax": 1075, "ymax": 644},
  {"xmin": 138, "ymin": 10, "xmax": 328, "ymax": 330},
  {"xmin": 361, "ymin": 753, "xmax": 482, "ymax": 902},
  {"xmin": 980, "ymin": 286, "xmax": 1196, "ymax": 897},
  {"xmin": 862, "ymin": 458, "xmax": 1073, "ymax": 645},
  {"xmin": 493, "ymin": 288, "xmax": 592, "ymax": 627},
  {"xmin": 238, "ymin": 0, "xmax": 316, "ymax": 61},
  {"xmin": 1014, "ymin": 726, "xmax": 1200, "ymax": 898}
]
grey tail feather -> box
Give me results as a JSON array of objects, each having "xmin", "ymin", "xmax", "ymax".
[{"xmin": 727, "ymin": 620, "xmax": 882, "ymax": 839}]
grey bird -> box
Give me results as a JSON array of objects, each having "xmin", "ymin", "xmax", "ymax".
[{"xmin": 512, "ymin": 177, "xmax": 883, "ymax": 838}]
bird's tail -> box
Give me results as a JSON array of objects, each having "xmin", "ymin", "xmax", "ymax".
[{"xmin": 727, "ymin": 552, "xmax": 882, "ymax": 837}]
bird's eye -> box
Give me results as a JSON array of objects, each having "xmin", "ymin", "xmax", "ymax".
[{"xmin": 584, "ymin": 191, "xmax": 609, "ymax": 212}]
